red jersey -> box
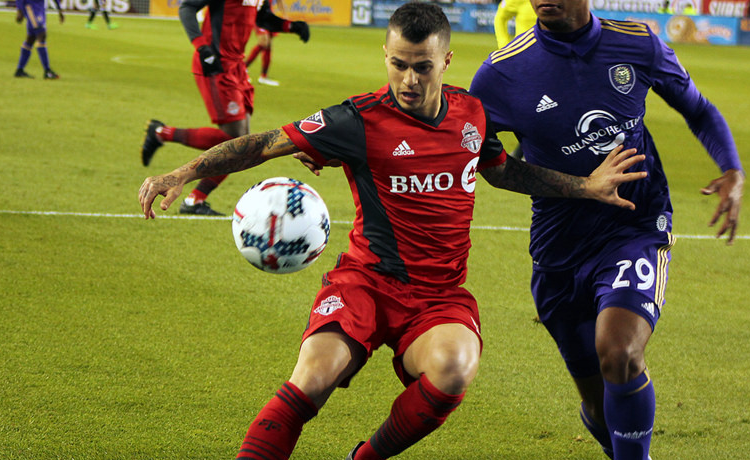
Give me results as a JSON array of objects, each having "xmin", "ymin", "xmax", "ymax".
[{"xmin": 283, "ymin": 85, "xmax": 506, "ymax": 288}]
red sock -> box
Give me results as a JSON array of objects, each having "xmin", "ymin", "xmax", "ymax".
[
  {"xmin": 173, "ymin": 127, "xmax": 232, "ymax": 150},
  {"xmin": 187, "ymin": 175, "xmax": 227, "ymax": 203},
  {"xmin": 356, "ymin": 374, "xmax": 464, "ymax": 459},
  {"xmin": 246, "ymin": 44, "xmax": 262, "ymax": 66},
  {"xmin": 236, "ymin": 381, "xmax": 318, "ymax": 460},
  {"xmin": 261, "ymin": 48, "xmax": 272, "ymax": 77},
  {"xmin": 157, "ymin": 125, "xmax": 176, "ymax": 142}
]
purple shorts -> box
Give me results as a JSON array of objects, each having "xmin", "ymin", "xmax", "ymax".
[
  {"xmin": 531, "ymin": 230, "xmax": 676, "ymax": 378},
  {"xmin": 22, "ymin": 1, "xmax": 47, "ymax": 35}
]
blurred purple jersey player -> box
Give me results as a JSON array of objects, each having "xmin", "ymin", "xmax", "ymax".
[
  {"xmin": 15, "ymin": 0, "xmax": 64, "ymax": 79},
  {"xmin": 471, "ymin": 0, "xmax": 744, "ymax": 458}
]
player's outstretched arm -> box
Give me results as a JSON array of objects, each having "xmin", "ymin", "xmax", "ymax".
[
  {"xmin": 480, "ymin": 145, "xmax": 647, "ymax": 209},
  {"xmin": 138, "ymin": 129, "xmax": 299, "ymax": 219},
  {"xmin": 701, "ymin": 168, "xmax": 744, "ymax": 245}
]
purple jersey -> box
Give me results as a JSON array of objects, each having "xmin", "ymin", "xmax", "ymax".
[{"xmin": 471, "ymin": 16, "xmax": 741, "ymax": 270}]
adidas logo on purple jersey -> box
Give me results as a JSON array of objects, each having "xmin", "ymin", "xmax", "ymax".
[{"xmin": 536, "ymin": 95, "xmax": 558, "ymax": 113}]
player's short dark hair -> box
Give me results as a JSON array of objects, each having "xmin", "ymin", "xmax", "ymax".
[{"xmin": 387, "ymin": 1, "xmax": 451, "ymax": 46}]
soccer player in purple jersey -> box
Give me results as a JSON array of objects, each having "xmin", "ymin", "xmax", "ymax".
[
  {"xmin": 14, "ymin": 0, "xmax": 64, "ymax": 79},
  {"xmin": 470, "ymin": 0, "xmax": 745, "ymax": 458},
  {"xmin": 138, "ymin": 3, "xmax": 647, "ymax": 458}
]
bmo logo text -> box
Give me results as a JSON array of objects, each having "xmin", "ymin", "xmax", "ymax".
[{"xmin": 390, "ymin": 158, "xmax": 479, "ymax": 194}]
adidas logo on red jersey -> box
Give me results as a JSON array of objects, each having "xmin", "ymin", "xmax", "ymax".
[{"xmin": 392, "ymin": 140, "xmax": 415, "ymax": 156}]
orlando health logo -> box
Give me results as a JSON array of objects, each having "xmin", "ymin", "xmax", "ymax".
[{"xmin": 562, "ymin": 110, "xmax": 641, "ymax": 156}]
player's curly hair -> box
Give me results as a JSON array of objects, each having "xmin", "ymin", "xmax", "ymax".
[{"xmin": 387, "ymin": 1, "xmax": 451, "ymax": 46}]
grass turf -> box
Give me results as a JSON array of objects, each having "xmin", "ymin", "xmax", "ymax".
[{"xmin": 1, "ymin": 11, "xmax": 749, "ymax": 459}]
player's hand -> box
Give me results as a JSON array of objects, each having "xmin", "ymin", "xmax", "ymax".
[
  {"xmin": 197, "ymin": 45, "xmax": 223, "ymax": 76},
  {"xmin": 701, "ymin": 168, "xmax": 744, "ymax": 245},
  {"xmin": 585, "ymin": 145, "xmax": 647, "ymax": 210},
  {"xmin": 138, "ymin": 174, "xmax": 185, "ymax": 219},
  {"xmin": 293, "ymin": 152, "xmax": 341, "ymax": 176},
  {"xmin": 290, "ymin": 21, "xmax": 310, "ymax": 42},
  {"xmin": 16, "ymin": 10, "xmax": 23, "ymax": 23}
]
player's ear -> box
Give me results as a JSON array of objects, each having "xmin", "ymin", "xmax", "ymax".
[{"xmin": 443, "ymin": 50, "xmax": 453, "ymax": 71}]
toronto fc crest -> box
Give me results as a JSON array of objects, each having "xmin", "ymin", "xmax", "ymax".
[
  {"xmin": 609, "ymin": 64, "xmax": 636, "ymax": 95},
  {"xmin": 460, "ymin": 122, "xmax": 482, "ymax": 154}
]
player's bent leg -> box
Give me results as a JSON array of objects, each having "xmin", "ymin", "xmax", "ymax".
[
  {"xmin": 352, "ymin": 324, "xmax": 479, "ymax": 460},
  {"xmin": 289, "ymin": 330, "xmax": 366, "ymax": 408},
  {"xmin": 574, "ymin": 374, "xmax": 614, "ymax": 458},
  {"xmin": 237, "ymin": 330, "xmax": 364, "ymax": 460},
  {"xmin": 595, "ymin": 307, "xmax": 651, "ymax": 384},
  {"xmin": 596, "ymin": 307, "xmax": 655, "ymax": 460}
]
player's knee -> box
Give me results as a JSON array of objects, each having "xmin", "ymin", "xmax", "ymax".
[
  {"xmin": 597, "ymin": 342, "xmax": 645, "ymax": 383},
  {"xmin": 289, "ymin": 358, "xmax": 346, "ymax": 404},
  {"xmin": 422, "ymin": 342, "xmax": 479, "ymax": 394}
]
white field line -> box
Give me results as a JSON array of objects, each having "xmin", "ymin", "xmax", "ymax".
[{"xmin": 2, "ymin": 209, "xmax": 747, "ymax": 241}]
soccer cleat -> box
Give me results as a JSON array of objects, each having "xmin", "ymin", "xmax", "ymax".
[
  {"xmin": 141, "ymin": 119, "xmax": 165, "ymax": 166},
  {"xmin": 257, "ymin": 76, "xmax": 280, "ymax": 87},
  {"xmin": 43, "ymin": 69, "xmax": 60, "ymax": 79},
  {"xmin": 179, "ymin": 201, "xmax": 224, "ymax": 216},
  {"xmin": 108, "ymin": 22, "xmax": 119, "ymax": 29},
  {"xmin": 14, "ymin": 68, "xmax": 33, "ymax": 78},
  {"xmin": 85, "ymin": 22, "xmax": 98, "ymax": 29},
  {"xmin": 345, "ymin": 441, "xmax": 365, "ymax": 460}
]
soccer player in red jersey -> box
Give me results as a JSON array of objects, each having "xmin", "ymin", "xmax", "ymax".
[
  {"xmin": 246, "ymin": 0, "xmax": 285, "ymax": 86},
  {"xmin": 246, "ymin": 25, "xmax": 280, "ymax": 86},
  {"xmin": 139, "ymin": 3, "xmax": 646, "ymax": 458},
  {"xmin": 140, "ymin": 0, "xmax": 309, "ymax": 215}
]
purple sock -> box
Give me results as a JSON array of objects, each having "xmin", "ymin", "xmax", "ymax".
[
  {"xmin": 36, "ymin": 44, "xmax": 50, "ymax": 70},
  {"xmin": 17, "ymin": 44, "xmax": 32, "ymax": 70},
  {"xmin": 579, "ymin": 402, "xmax": 613, "ymax": 459},
  {"xmin": 603, "ymin": 370, "xmax": 654, "ymax": 460}
]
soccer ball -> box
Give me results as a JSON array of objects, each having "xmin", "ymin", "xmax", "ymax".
[{"xmin": 232, "ymin": 177, "xmax": 330, "ymax": 274}]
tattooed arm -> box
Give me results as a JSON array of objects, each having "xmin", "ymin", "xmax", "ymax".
[
  {"xmin": 480, "ymin": 145, "xmax": 648, "ymax": 210},
  {"xmin": 138, "ymin": 129, "xmax": 299, "ymax": 219}
]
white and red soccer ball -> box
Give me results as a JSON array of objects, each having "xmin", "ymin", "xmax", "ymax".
[{"xmin": 232, "ymin": 177, "xmax": 330, "ymax": 274}]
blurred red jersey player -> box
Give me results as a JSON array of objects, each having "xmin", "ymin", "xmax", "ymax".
[{"xmin": 139, "ymin": 0, "xmax": 309, "ymax": 215}]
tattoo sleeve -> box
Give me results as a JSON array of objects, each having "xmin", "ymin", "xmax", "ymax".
[
  {"xmin": 179, "ymin": 129, "xmax": 298, "ymax": 179},
  {"xmin": 480, "ymin": 156, "xmax": 587, "ymax": 198}
]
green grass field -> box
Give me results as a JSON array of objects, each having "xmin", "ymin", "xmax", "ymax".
[{"xmin": 1, "ymin": 11, "xmax": 749, "ymax": 460}]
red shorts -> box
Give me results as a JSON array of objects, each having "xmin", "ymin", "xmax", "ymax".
[
  {"xmin": 193, "ymin": 59, "xmax": 254, "ymax": 125},
  {"xmin": 303, "ymin": 253, "xmax": 482, "ymax": 386}
]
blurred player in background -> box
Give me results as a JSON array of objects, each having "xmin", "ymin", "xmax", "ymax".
[
  {"xmin": 471, "ymin": 0, "xmax": 744, "ymax": 458},
  {"xmin": 85, "ymin": 0, "xmax": 119, "ymax": 30},
  {"xmin": 494, "ymin": 0, "xmax": 536, "ymax": 48},
  {"xmin": 14, "ymin": 0, "xmax": 64, "ymax": 79},
  {"xmin": 245, "ymin": 0, "xmax": 285, "ymax": 86},
  {"xmin": 139, "ymin": 3, "xmax": 647, "ymax": 459},
  {"xmin": 140, "ymin": 0, "xmax": 309, "ymax": 215}
]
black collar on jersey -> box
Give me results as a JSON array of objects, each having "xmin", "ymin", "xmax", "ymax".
[
  {"xmin": 535, "ymin": 14, "xmax": 600, "ymax": 58},
  {"xmin": 386, "ymin": 86, "xmax": 448, "ymax": 128}
]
